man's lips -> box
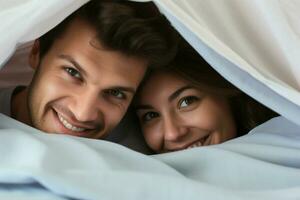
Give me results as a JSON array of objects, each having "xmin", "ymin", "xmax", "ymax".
[
  {"xmin": 57, "ymin": 113, "xmax": 87, "ymax": 132},
  {"xmin": 52, "ymin": 109, "xmax": 96, "ymax": 133}
]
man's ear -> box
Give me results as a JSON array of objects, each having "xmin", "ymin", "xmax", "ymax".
[{"xmin": 29, "ymin": 40, "xmax": 41, "ymax": 69}]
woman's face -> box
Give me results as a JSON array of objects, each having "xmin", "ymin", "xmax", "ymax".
[{"xmin": 135, "ymin": 71, "xmax": 237, "ymax": 153}]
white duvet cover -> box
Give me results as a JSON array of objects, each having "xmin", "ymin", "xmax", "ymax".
[{"xmin": 0, "ymin": 115, "xmax": 300, "ymax": 199}]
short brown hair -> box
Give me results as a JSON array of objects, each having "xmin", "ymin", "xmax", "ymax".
[{"xmin": 39, "ymin": 0, "xmax": 178, "ymax": 68}]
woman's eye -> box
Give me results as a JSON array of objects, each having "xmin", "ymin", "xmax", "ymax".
[
  {"xmin": 64, "ymin": 67, "xmax": 81, "ymax": 79},
  {"xmin": 179, "ymin": 96, "xmax": 199, "ymax": 108},
  {"xmin": 142, "ymin": 112, "xmax": 159, "ymax": 122},
  {"xmin": 107, "ymin": 89, "xmax": 126, "ymax": 99}
]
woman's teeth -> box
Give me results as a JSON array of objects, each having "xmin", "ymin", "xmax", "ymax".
[
  {"xmin": 58, "ymin": 114, "xmax": 85, "ymax": 132},
  {"xmin": 187, "ymin": 141, "xmax": 203, "ymax": 149}
]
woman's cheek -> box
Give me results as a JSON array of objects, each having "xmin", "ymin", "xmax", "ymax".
[
  {"xmin": 143, "ymin": 124, "xmax": 163, "ymax": 152},
  {"xmin": 180, "ymin": 107, "xmax": 217, "ymax": 130}
]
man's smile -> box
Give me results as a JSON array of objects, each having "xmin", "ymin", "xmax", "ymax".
[
  {"xmin": 57, "ymin": 113, "xmax": 86, "ymax": 132},
  {"xmin": 49, "ymin": 106, "xmax": 101, "ymax": 137}
]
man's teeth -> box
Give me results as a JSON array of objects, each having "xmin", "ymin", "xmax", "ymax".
[
  {"xmin": 58, "ymin": 114, "xmax": 85, "ymax": 132},
  {"xmin": 187, "ymin": 141, "xmax": 203, "ymax": 149}
]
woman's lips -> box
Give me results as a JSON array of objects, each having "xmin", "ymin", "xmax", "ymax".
[
  {"xmin": 186, "ymin": 140, "xmax": 203, "ymax": 149},
  {"xmin": 186, "ymin": 134, "xmax": 210, "ymax": 149},
  {"xmin": 163, "ymin": 134, "xmax": 212, "ymax": 152}
]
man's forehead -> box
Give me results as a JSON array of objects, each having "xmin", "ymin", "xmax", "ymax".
[{"xmin": 47, "ymin": 17, "xmax": 148, "ymax": 90}]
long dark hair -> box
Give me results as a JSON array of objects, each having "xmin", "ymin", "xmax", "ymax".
[{"xmin": 165, "ymin": 41, "xmax": 278, "ymax": 136}]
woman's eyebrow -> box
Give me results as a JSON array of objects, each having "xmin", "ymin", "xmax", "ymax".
[
  {"xmin": 135, "ymin": 105, "xmax": 154, "ymax": 111},
  {"xmin": 168, "ymin": 85, "xmax": 194, "ymax": 102}
]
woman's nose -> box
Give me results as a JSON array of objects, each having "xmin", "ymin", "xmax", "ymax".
[{"xmin": 163, "ymin": 117, "xmax": 188, "ymax": 142}]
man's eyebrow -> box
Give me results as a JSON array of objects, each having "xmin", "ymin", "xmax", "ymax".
[
  {"xmin": 168, "ymin": 85, "xmax": 194, "ymax": 102},
  {"xmin": 112, "ymin": 86, "xmax": 136, "ymax": 94},
  {"xmin": 58, "ymin": 54, "xmax": 87, "ymax": 77}
]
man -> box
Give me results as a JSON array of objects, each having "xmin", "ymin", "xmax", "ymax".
[{"xmin": 0, "ymin": 0, "xmax": 177, "ymax": 139}]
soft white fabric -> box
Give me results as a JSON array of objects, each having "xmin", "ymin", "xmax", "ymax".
[
  {"xmin": 0, "ymin": 115, "xmax": 300, "ymax": 199},
  {"xmin": 0, "ymin": 0, "xmax": 88, "ymax": 67}
]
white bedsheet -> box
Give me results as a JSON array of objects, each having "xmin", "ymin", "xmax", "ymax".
[{"xmin": 0, "ymin": 115, "xmax": 300, "ymax": 199}]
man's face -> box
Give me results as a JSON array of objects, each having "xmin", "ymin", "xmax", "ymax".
[{"xmin": 27, "ymin": 18, "xmax": 147, "ymax": 138}]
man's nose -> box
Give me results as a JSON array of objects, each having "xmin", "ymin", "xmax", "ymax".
[
  {"xmin": 163, "ymin": 116, "xmax": 188, "ymax": 142},
  {"xmin": 71, "ymin": 90, "xmax": 101, "ymax": 122}
]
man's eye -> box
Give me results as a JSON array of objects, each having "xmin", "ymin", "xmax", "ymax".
[
  {"xmin": 178, "ymin": 96, "xmax": 199, "ymax": 108},
  {"xmin": 142, "ymin": 112, "xmax": 159, "ymax": 122},
  {"xmin": 64, "ymin": 67, "xmax": 81, "ymax": 79},
  {"xmin": 107, "ymin": 89, "xmax": 126, "ymax": 99}
]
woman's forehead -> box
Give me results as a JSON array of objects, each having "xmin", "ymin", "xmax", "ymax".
[{"xmin": 137, "ymin": 71, "xmax": 193, "ymax": 103}]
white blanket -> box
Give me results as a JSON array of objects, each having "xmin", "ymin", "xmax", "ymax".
[{"xmin": 0, "ymin": 115, "xmax": 300, "ymax": 199}]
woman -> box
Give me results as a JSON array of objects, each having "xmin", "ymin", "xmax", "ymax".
[{"xmin": 134, "ymin": 42, "xmax": 278, "ymax": 153}]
